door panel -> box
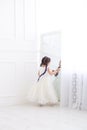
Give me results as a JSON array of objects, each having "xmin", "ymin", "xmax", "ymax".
[{"xmin": 0, "ymin": 0, "xmax": 37, "ymax": 104}]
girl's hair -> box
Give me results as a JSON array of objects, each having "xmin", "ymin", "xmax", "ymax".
[{"xmin": 40, "ymin": 56, "xmax": 51, "ymax": 67}]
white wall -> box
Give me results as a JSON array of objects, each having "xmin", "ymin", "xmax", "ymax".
[
  {"xmin": 36, "ymin": 0, "xmax": 62, "ymax": 51},
  {"xmin": 0, "ymin": 0, "xmax": 37, "ymax": 106}
]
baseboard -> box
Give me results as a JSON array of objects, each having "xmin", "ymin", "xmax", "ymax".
[{"xmin": 0, "ymin": 96, "xmax": 27, "ymax": 106}]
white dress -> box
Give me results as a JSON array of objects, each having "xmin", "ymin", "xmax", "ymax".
[{"xmin": 27, "ymin": 66, "xmax": 58, "ymax": 105}]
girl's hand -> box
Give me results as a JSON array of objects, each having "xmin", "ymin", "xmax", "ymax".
[
  {"xmin": 56, "ymin": 67, "xmax": 61, "ymax": 72},
  {"xmin": 48, "ymin": 68, "xmax": 58, "ymax": 75},
  {"xmin": 55, "ymin": 67, "xmax": 61, "ymax": 76}
]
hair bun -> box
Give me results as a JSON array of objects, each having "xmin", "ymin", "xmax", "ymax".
[{"xmin": 40, "ymin": 56, "xmax": 51, "ymax": 66}]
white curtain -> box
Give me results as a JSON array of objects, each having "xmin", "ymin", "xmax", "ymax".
[
  {"xmin": 61, "ymin": 71, "xmax": 87, "ymax": 110},
  {"xmin": 60, "ymin": 36, "xmax": 87, "ymax": 110}
]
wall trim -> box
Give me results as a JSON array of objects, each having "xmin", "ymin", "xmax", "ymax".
[{"xmin": 0, "ymin": 96, "xmax": 27, "ymax": 106}]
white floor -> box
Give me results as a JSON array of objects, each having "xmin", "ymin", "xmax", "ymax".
[{"xmin": 0, "ymin": 104, "xmax": 87, "ymax": 130}]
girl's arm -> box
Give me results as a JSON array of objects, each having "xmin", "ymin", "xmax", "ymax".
[{"xmin": 48, "ymin": 68, "xmax": 59, "ymax": 75}]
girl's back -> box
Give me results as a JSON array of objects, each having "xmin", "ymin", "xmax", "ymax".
[{"xmin": 38, "ymin": 66, "xmax": 49, "ymax": 81}]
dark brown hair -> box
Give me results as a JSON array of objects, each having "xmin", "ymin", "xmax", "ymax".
[{"xmin": 40, "ymin": 56, "xmax": 51, "ymax": 67}]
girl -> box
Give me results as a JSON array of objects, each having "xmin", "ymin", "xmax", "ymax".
[{"xmin": 27, "ymin": 56, "xmax": 60, "ymax": 106}]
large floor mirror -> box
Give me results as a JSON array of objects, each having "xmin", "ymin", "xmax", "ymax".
[{"xmin": 40, "ymin": 32, "xmax": 61, "ymax": 102}]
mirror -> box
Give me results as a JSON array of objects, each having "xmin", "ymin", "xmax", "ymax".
[{"xmin": 40, "ymin": 31, "xmax": 61, "ymax": 102}]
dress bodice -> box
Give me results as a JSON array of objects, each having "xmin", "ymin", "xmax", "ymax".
[
  {"xmin": 39, "ymin": 66, "xmax": 48, "ymax": 74},
  {"xmin": 38, "ymin": 66, "xmax": 50, "ymax": 80}
]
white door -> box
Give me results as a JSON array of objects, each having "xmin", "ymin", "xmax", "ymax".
[
  {"xmin": 0, "ymin": 0, "xmax": 37, "ymax": 105},
  {"xmin": 40, "ymin": 32, "xmax": 61, "ymax": 100}
]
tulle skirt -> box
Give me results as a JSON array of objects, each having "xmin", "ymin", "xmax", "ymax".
[{"xmin": 27, "ymin": 76, "xmax": 58, "ymax": 105}]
